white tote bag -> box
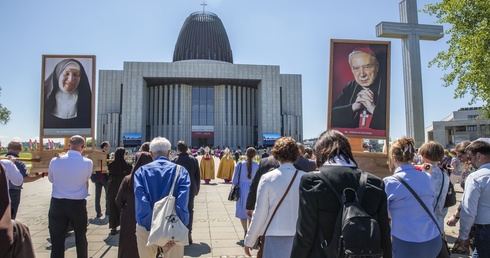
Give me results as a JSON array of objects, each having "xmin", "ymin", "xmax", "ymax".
[{"xmin": 147, "ymin": 165, "xmax": 189, "ymax": 247}]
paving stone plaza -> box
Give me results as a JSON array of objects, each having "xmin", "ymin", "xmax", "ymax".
[
  {"xmin": 17, "ymin": 157, "xmax": 259, "ymax": 258},
  {"xmin": 16, "ymin": 155, "xmax": 469, "ymax": 258}
]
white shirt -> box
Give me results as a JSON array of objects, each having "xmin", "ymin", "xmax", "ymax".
[
  {"xmin": 0, "ymin": 159, "xmax": 23, "ymax": 187},
  {"xmin": 48, "ymin": 150, "xmax": 93, "ymax": 200},
  {"xmin": 460, "ymin": 163, "xmax": 490, "ymax": 239},
  {"xmin": 244, "ymin": 163, "xmax": 305, "ymax": 247}
]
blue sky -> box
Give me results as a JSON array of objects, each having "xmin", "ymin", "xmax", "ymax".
[{"xmin": 0, "ymin": 0, "xmax": 483, "ymax": 145}]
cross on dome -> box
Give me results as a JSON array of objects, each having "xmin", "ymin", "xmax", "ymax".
[{"xmin": 201, "ymin": 2, "xmax": 207, "ymax": 13}]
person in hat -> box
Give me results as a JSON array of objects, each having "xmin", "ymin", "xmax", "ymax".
[
  {"xmin": 331, "ymin": 47, "xmax": 386, "ymax": 130},
  {"xmin": 217, "ymin": 148, "xmax": 235, "ymax": 183},
  {"xmin": 200, "ymin": 147, "xmax": 215, "ymax": 184}
]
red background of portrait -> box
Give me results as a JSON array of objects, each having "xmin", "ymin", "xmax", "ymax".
[{"xmin": 328, "ymin": 40, "xmax": 390, "ymax": 139}]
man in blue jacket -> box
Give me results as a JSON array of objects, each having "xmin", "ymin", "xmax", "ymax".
[{"xmin": 134, "ymin": 137, "xmax": 190, "ymax": 258}]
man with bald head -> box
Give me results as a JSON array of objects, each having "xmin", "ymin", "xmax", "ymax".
[
  {"xmin": 48, "ymin": 135, "xmax": 93, "ymax": 258},
  {"xmin": 331, "ymin": 47, "xmax": 387, "ymax": 130}
]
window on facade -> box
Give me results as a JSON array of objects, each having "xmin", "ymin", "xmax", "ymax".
[
  {"xmin": 468, "ymin": 115, "xmax": 478, "ymax": 119},
  {"xmin": 191, "ymin": 86, "xmax": 214, "ymax": 126},
  {"xmin": 192, "ymin": 88, "xmax": 200, "ymax": 125},
  {"xmin": 467, "ymin": 125, "xmax": 477, "ymax": 131},
  {"xmin": 481, "ymin": 125, "xmax": 486, "ymax": 131},
  {"xmin": 207, "ymin": 88, "xmax": 214, "ymax": 125},
  {"xmin": 455, "ymin": 126, "xmax": 466, "ymax": 132}
]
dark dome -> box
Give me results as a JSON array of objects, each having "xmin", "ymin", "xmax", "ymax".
[{"xmin": 173, "ymin": 11, "xmax": 233, "ymax": 63}]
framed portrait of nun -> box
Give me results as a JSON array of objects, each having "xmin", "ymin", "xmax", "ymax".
[{"xmin": 40, "ymin": 55, "xmax": 96, "ymax": 137}]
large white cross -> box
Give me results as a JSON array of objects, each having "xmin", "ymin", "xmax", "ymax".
[{"xmin": 376, "ymin": 0, "xmax": 443, "ymax": 147}]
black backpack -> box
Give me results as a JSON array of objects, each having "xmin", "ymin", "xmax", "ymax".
[
  {"xmin": 318, "ymin": 169, "xmax": 383, "ymax": 258},
  {"xmin": 437, "ymin": 169, "xmax": 457, "ymax": 208}
]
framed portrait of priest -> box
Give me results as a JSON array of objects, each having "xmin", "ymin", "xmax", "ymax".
[
  {"xmin": 327, "ymin": 39, "xmax": 391, "ymax": 139},
  {"xmin": 40, "ymin": 55, "xmax": 96, "ymax": 137}
]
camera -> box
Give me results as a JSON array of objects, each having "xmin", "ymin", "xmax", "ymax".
[{"xmin": 424, "ymin": 164, "xmax": 431, "ymax": 170}]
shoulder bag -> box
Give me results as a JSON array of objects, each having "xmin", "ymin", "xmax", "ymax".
[
  {"xmin": 228, "ymin": 162, "xmax": 242, "ymax": 201},
  {"xmin": 257, "ymin": 170, "xmax": 298, "ymax": 258},
  {"xmin": 147, "ymin": 165, "xmax": 189, "ymax": 247},
  {"xmin": 394, "ymin": 175, "xmax": 451, "ymax": 258}
]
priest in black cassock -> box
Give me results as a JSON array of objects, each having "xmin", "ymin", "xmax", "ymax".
[{"xmin": 331, "ymin": 47, "xmax": 386, "ymax": 130}]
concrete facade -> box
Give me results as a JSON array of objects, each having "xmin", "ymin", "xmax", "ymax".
[
  {"xmin": 97, "ymin": 60, "xmax": 302, "ymax": 149},
  {"xmin": 426, "ymin": 107, "xmax": 490, "ymax": 148}
]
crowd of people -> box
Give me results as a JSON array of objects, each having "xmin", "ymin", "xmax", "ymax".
[{"xmin": 1, "ymin": 130, "xmax": 489, "ymax": 257}]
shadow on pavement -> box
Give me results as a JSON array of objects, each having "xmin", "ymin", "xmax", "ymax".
[
  {"xmin": 45, "ymin": 235, "xmax": 76, "ymax": 251},
  {"xmin": 89, "ymin": 217, "xmax": 109, "ymax": 225},
  {"xmin": 184, "ymin": 242, "xmax": 211, "ymax": 257},
  {"xmin": 104, "ymin": 234, "xmax": 119, "ymax": 247}
]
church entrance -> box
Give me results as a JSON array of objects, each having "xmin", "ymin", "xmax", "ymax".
[{"xmin": 192, "ymin": 136, "xmax": 214, "ymax": 148}]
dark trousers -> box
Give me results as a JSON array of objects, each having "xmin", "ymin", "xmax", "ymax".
[
  {"xmin": 92, "ymin": 172, "xmax": 108, "ymax": 215},
  {"xmin": 187, "ymin": 194, "xmax": 195, "ymax": 234},
  {"xmin": 473, "ymin": 226, "xmax": 490, "ymax": 258},
  {"xmin": 9, "ymin": 189, "xmax": 21, "ymax": 219},
  {"xmin": 48, "ymin": 198, "xmax": 88, "ymax": 258}
]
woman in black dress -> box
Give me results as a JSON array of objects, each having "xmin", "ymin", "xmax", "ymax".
[
  {"xmin": 116, "ymin": 152, "xmax": 153, "ymax": 258},
  {"xmin": 107, "ymin": 147, "xmax": 132, "ymax": 235}
]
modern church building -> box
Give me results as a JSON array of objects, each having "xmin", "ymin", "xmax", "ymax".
[{"xmin": 97, "ymin": 11, "xmax": 303, "ymax": 149}]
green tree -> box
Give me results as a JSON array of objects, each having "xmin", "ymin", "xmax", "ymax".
[
  {"xmin": 424, "ymin": 1, "xmax": 490, "ymax": 117},
  {"xmin": 0, "ymin": 86, "xmax": 12, "ymax": 125},
  {"xmin": 86, "ymin": 138, "xmax": 97, "ymax": 148}
]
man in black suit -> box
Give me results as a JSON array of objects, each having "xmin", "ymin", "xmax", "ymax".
[{"xmin": 172, "ymin": 140, "xmax": 200, "ymax": 244}]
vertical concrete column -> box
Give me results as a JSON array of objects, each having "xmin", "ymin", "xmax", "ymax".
[
  {"xmin": 232, "ymin": 86, "xmax": 237, "ymax": 148},
  {"xmin": 163, "ymin": 86, "xmax": 168, "ymax": 138},
  {"xmin": 181, "ymin": 85, "xmax": 192, "ymax": 144},
  {"xmin": 246, "ymin": 87, "xmax": 251, "ymax": 145},
  {"xmin": 225, "ymin": 85, "xmax": 230, "ymax": 147},
  {"xmin": 250, "ymin": 89, "xmax": 256, "ymax": 142},
  {"xmin": 237, "ymin": 86, "xmax": 243, "ymax": 148},
  {"xmin": 154, "ymin": 86, "xmax": 160, "ymax": 138},
  {"xmin": 167, "ymin": 84, "xmax": 177, "ymax": 142},
  {"xmin": 214, "ymin": 86, "xmax": 223, "ymax": 148},
  {"xmin": 148, "ymin": 86, "xmax": 155, "ymax": 138},
  {"xmin": 158, "ymin": 85, "xmax": 163, "ymax": 137}
]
